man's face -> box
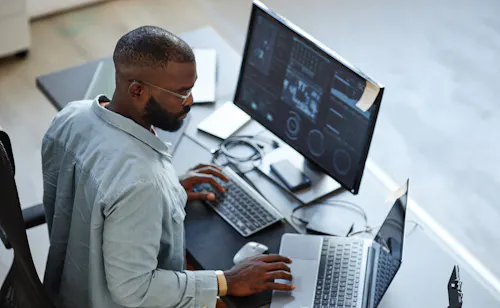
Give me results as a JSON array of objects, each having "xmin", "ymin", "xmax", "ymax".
[{"xmin": 136, "ymin": 61, "xmax": 197, "ymax": 132}]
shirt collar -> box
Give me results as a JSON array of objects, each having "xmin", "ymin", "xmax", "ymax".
[{"xmin": 92, "ymin": 95, "xmax": 172, "ymax": 159}]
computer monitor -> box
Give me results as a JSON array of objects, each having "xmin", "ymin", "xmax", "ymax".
[{"xmin": 233, "ymin": 0, "xmax": 384, "ymax": 194}]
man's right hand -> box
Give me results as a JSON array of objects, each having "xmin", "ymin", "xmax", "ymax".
[{"xmin": 223, "ymin": 254, "xmax": 294, "ymax": 296}]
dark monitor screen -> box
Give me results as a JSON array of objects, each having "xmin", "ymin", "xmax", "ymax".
[{"xmin": 234, "ymin": 1, "xmax": 384, "ymax": 194}]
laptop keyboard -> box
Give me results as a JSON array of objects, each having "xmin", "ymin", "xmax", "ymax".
[
  {"xmin": 314, "ymin": 238, "xmax": 363, "ymax": 308},
  {"xmin": 193, "ymin": 170, "xmax": 281, "ymax": 237},
  {"xmin": 373, "ymin": 249, "xmax": 400, "ymax": 306}
]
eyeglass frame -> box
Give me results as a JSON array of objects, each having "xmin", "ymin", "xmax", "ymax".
[{"xmin": 132, "ymin": 79, "xmax": 192, "ymax": 106}]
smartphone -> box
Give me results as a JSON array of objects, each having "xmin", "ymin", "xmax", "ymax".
[{"xmin": 270, "ymin": 160, "xmax": 312, "ymax": 192}]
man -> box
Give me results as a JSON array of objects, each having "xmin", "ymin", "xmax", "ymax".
[{"xmin": 42, "ymin": 26, "xmax": 294, "ymax": 308}]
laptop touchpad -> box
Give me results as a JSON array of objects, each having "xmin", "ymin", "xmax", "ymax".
[
  {"xmin": 280, "ymin": 234, "xmax": 322, "ymax": 260},
  {"xmin": 272, "ymin": 259, "xmax": 318, "ymax": 308}
]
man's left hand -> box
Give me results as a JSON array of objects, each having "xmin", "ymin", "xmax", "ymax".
[{"xmin": 180, "ymin": 164, "xmax": 229, "ymax": 201}]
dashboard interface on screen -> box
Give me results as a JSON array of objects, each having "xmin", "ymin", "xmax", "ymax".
[{"xmin": 234, "ymin": 1, "xmax": 383, "ymax": 194}]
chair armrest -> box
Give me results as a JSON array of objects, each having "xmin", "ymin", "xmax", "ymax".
[
  {"xmin": 22, "ymin": 203, "xmax": 46, "ymax": 229},
  {"xmin": 1, "ymin": 204, "xmax": 45, "ymax": 249}
]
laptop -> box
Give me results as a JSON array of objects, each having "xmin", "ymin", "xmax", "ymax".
[
  {"xmin": 191, "ymin": 48, "xmax": 217, "ymax": 103},
  {"xmin": 271, "ymin": 180, "xmax": 409, "ymax": 308},
  {"xmin": 84, "ymin": 48, "xmax": 217, "ymax": 103},
  {"xmin": 84, "ymin": 59, "xmax": 115, "ymax": 100},
  {"xmin": 197, "ymin": 101, "xmax": 251, "ymax": 139}
]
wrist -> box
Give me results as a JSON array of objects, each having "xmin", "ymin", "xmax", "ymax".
[
  {"xmin": 216, "ymin": 270, "xmax": 228, "ymax": 297},
  {"xmin": 222, "ymin": 270, "xmax": 234, "ymax": 296}
]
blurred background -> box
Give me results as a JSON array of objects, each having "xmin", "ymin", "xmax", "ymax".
[{"xmin": 0, "ymin": 0, "xmax": 499, "ymax": 293}]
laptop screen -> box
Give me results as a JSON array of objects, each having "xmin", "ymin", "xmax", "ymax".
[{"xmin": 373, "ymin": 180, "xmax": 408, "ymax": 262}]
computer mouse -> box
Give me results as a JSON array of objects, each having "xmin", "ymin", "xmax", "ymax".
[{"xmin": 233, "ymin": 242, "xmax": 269, "ymax": 264}]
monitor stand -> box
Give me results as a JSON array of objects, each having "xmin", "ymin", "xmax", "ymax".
[{"xmin": 257, "ymin": 145, "xmax": 343, "ymax": 204}]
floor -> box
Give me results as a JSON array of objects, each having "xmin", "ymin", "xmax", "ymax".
[{"xmin": 0, "ymin": 0, "xmax": 499, "ymax": 290}]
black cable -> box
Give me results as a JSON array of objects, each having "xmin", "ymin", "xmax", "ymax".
[
  {"xmin": 291, "ymin": 203, "xmax": 310, "ymax": 225},
  {"xmin": 292, "ymin": 199, "xmax": 422, "ymax": 238},
  {"xmin": 291, "ymin": 200, "xmax": 369, "ymax": 233}
]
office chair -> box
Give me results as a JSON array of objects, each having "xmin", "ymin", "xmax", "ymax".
[{"xmin": 0, "ymin": 130, "xmax": 54, "ymax": 308}]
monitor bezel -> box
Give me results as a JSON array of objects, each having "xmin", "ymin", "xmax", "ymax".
[{"xmin": 233, "ymin": 0, "xmax": 384, "ymax": 194}]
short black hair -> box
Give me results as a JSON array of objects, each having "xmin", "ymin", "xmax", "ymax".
[{"xmin": 113, "ymin": 25, "xmax": 194, "ymax": 69}]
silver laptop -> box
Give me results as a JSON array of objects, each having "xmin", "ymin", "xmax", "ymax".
[
  {"xmin": 271, "ymin": 180, "xmax": 409, "ymax": 308},
  {"xmin": 84, "ymin": 48, "xmax": 217, "ymax": 103}
]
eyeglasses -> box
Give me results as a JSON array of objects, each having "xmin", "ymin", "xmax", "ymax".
[{"xmin": 134, "ymin": 80, "xmax": 192, "ymax": 106}]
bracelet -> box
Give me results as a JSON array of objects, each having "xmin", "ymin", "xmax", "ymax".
[{"xmin": 215, "ymin": 270, "xmax": 227, "ymax": 297}]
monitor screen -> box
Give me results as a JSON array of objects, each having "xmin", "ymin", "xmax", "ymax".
[{"xmin": 234, "ymin": 1, "xmax": 384, "ymax": 194}]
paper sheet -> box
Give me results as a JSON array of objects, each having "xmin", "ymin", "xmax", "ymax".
[
  {"xmin": 355, "ymin": 80, "xmax": 380, "ymax": 112},
  {"xmin": 385, "ymin": 179, "xmax": 409, "ymax": 204}
]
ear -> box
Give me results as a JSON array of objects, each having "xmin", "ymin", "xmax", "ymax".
[{"xmin": 128, "ymin": 81, "xmax": 145, "ymax": 99}]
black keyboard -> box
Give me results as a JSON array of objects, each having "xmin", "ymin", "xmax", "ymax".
[
  {"xmin": 314, "ymin": 238, "xmax": 363, "ymax": 308},
  {"xmin": 193, "ymin": 166, "xmax": 283, "ymax": 237},
  {"xmin": 373, "ymin": 249, "xmax": 400, "ymax": 306}
]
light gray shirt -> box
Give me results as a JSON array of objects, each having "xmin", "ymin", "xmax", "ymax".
[{"xmin": 42, "ymin": 97, "xmax": 217, "ymax": 308}]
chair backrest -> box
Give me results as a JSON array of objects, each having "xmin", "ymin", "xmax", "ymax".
[
  {"xmin": 0, "ymin": 131, "xmax": 14, "ymax": 176},
  {"xmin": 0, "ymin": 131, "xmax": 55, "ymax": 308}
]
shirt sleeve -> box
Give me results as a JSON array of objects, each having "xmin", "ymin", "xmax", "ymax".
[
  {"xmin": 41, "ymin": 135, "xmax": 58, "ymax": 233},
  {"xmin": 102, "ymin": 180, "xmax": 218, "ymax": 308}
]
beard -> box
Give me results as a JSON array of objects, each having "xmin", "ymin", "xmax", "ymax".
[{"xmin": 143, "ymin": 95, "xmax": 190, "ymax": 132}]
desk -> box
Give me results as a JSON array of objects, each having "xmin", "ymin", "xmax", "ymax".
[{"xmin": 36, "ymin": 26, "xmax": 500, "ymax": 308}]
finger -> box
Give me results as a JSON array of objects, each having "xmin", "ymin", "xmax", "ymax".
[
  {"xmin": 193, "ymin": 164, "xmax": 222, "ymax": 172},
  {"xmin": 265, "ymin": 282, "xmax": 295, "ymax": 291},
  {"xmin": 265, "ymin": 262, "xmax": 291, "ymax": 272},
  {"xmin": 257, "ymin": 254, "xmax": 292, "ymax": 264},
  {"xmin": 266, "ymin": 270, "xmax": 293, "ymax": 281},
  {"xmin": 191, "ymin": 175, "xmax": 226, "ymax": 192},
  {"xmin": 196, "ymin": 167, "xmax": 230, "ymax": 182},
  {"xmin": 188, "ymin": 191, "xmax": 216, "ymax": 201}
]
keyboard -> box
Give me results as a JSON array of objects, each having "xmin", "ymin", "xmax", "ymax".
[
  {"xmin": 291, "ymin": 39, "xmax": 320, "ymax": 77},
  {"xmin": 314, "ymin": 238, "xmax": 363, "ymax": 308},
  {"xmin": 373, "ymin": 249, "xmax": 400, "ymax": 307},
  {"xmin": 193, "ymin": 166, "xmax": 283, "ymax": 237}
]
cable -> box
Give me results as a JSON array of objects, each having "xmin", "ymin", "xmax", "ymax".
[
  {"xmin": 291, "ymin": 199, "xmax": 369, "ymax": 232},
  {"xmin": 211, "ymin": 135, "xmax": 279, "ymax": 173},
  {"xmin": 348, "ymin": 220, "xmax": 422, "ymax": 237},
  {"xmin": 292, "ymin": 199, "xmax": 422, "ymax": 238}
]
